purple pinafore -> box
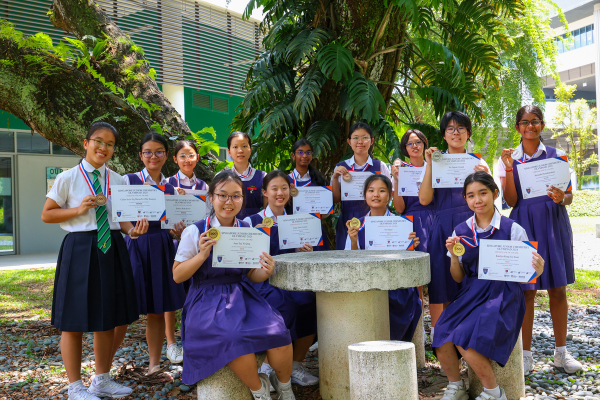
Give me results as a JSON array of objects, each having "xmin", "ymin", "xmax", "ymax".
[
  {"xmin": 354, "ymin": 215, "xmax": 422, "ymax": 341},
  {"xmin": 232, "ymin": 167, "xmax": 266, "ymax": 220},
  {"xmin": 244, "ymin": 211, "xmax": 329, "ymax": 340},
  {"xmin": 181, "ymin": 218, "xmax": 291, "ymax": 384},
  {"xmin": 124, "ymin": 173, "xmax": 186, "ymax": 314},
  {"xmin": 509, "ymin": 146, "xmax": 574, "ymax": 290},
  {"xmin": 399, "ymin": 163, "xmax": 435, "ymax": 252},
  {"xmin": 432, "ymin": 216, "xmax": 525, "ymax": 366},
  {"xmin": 167, "ymin": 171, "xmax": 208, "ymax": 191},
  {"xmin": 335, "ymin": 159, "xmax": 383, "ymax": 250}
]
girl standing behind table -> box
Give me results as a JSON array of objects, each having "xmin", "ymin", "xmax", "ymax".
[{"xmin": 331, "ymin": 122, "xmax": 391, "ymax": 250}]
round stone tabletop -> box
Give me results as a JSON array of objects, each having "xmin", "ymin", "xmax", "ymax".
[{"xmin": 270, "ymin": 250, "xmax": 430, "ymax": 292}]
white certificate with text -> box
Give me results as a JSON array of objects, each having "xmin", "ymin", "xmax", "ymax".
[
  {"xmin": 161, "ymin": 195, "xmax": 207, "ymax": 229},
  {"xmin": 432, "ymin": 153, "xmax": 481, "ymax": 188},
  {"xmin": 277, "ymin": 214, "xmax": 323, "ymax": 249},
  {"xmin": 212, "ymin": 227, "xmax": 270, "ymax": 268},
  {"xmin": 184, "ymin": 189, "xmax": 211, "ymax": 217},
  {"xmin": 478, "ymin": 239, "xmax": 538, "ymax": 283},
  {"xmin": 365, "ymin": 215, "xmax": 414, "ymax": 250},
  {"xmin": 341, "ymin": 171, "xmax": 377, "ymax": 201},
  {"xmin": 111, "ymin": 185, "xmax": 166, "ymax": 222},
  {"xmin": 397, "ymin": 167, "xmax": 424, "ymax": 197},
  {"xmin": 516, "ymin": 157, "xmax": 572, "ymax": 199},
  {"xmin": 292, "ymin": 186, "xmax": 333, "ymax": 214}
]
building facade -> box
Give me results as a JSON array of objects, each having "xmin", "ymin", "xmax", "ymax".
[{"xmin": 0, "ymin": 0, "xmax": 261, "ymax": 255}]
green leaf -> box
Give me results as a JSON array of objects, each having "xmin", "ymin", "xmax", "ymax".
[
  {"xmin": 317, "ymin": 43, "xmax": 354, "ymax": 83},
  {"xmin": 293, "ymin": 65, "xmax": 326, "ymax": 119},
  {"xmin": 306, "ymin": 120, "xmax": 340, "ymax": 158},
  {"xmin": 341, "ymin": 72, "xmax": 385, "ymax": 123},
  {"xmin": 286, "ymin": 28, "xmax": 330, "ymax": 64}
]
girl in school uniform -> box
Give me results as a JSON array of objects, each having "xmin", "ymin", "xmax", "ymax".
[
  {"xmin": 287, "ymin": 138, "xmax": 328, "ymax": 189},
  {"xmin": 332, "ymin": 122, "xmax": 391, "ymax": 250},
  {"xmin": 173, "ymin": 170, "xmax": 295, "ymax": 400},
  {"xmin": 434, "ymin": 171, "xmax": 544, "ymax": 400},
  {"xmin": 42, "ymin": 122, "xmax": 149, "ymax": 400},
  {"xmin": 226, "ymin": 131, "xmax": 267, "ymax": 220},
  {"xmin": 245, "ymin": 170, "xmax": 326, "ymax": 388},
  {"xmin": 498, "ymin": 105, "xmax": 579, "ymax": 374},
  {"xmin": 419, "ymin": 111, "xmax": 491, "ymax": 336},
  {"xmin": 123, "ymin": 132, "xmax": 187, "ymax": 375},
  {"xmin": 345, "ymin": 174, "xmax": 422, "ymax": 342}
]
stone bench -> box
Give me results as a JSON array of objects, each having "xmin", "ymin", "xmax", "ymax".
[
  {"xmin": 348, "ymin": 340, "xmax": 418, "ymax": 400},
  {"xmin": 411, "ymin": 313, "xmax": 425, "ymax": 368},
  {"xmin": 196, "ymin": 352, "xmax": 266, "ymax": 399},
  {"xmin": 468, "ymin": 331, "xmax": 525, "ymax": 400}
]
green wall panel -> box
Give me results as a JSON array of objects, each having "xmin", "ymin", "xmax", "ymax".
[{"xmin": 0, "ymin": 111, "xmax": 30, "ymax": 131}]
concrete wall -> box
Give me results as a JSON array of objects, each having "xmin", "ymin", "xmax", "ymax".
[{"xmin": 16, "ymin": 154, "xmax": 80, "ymax": 254}]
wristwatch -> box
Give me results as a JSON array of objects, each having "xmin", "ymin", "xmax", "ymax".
[{"xmin": 559, "ymin": 197, "xmax": 566, "ymax": 205}]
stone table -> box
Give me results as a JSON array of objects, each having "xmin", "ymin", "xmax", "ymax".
[{"xmin": 270, "ymin": 250, "xmax": 430, "ymax": 400}]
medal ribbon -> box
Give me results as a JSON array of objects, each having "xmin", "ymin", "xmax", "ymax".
[
  {"xmin": 205, "ymin": 216, "xmax": 239, "ymax": 231},
  {"xmin": 233, "ymin": 165, "xmax": 253, "ymax": 179},
  {"xmin": 139, "ymin": 168, "xmax": 147, "ymax": 184},
  {"xmin": 349, "ymin": 163, "xmax": 369, "ymax": 172},
  {"xmin": 400, "ymin": 160, "xmax": 420, "ymax": 167},
  {"xmin": 79, "ymin": 163, "xmax": 109, "ymax": 198},
  {"xmin": 291, "ymin": 171, "xmax": 312, "ymax": 187},
  {"xmin": 458, "ymin": 218, "xmax": 496, "ymax": 248},
  {"xmin": 176, "ymin": 170, "xmax": 196, "ymax": 188}
]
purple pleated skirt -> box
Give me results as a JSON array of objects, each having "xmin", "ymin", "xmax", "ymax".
[{"xmin": 389, "ymin": 288, "xmax": 422, "ymax": 341}]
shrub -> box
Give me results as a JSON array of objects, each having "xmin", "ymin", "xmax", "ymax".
[{"xmin": 567, "ymin": 190, "xmax": 600, "ymax": 217}]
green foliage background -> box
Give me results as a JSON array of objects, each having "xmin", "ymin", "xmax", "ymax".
[{"xmin": 567, "ymin": 191, "xmax": 600, "ymax": 217}]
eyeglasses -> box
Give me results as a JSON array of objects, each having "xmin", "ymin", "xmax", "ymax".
[
  {"xmin": 177, "ymin": 154, "xmax": 198, "ymax": 161},
  {"xmin": 142, "ymin": 151, "xmax": 166, "ymax": 158},
  {"xmin": 406, "ymin": 141, "xmax": 423, "ymax": 148},
  {"xmin": 445, "ymin": 126, "xmax": 468, "ymax": 134},
  {"xmin": 90, "ymin": 139, "xmax": 115, "ymax": 150},
  {"xmin": 213, "ymin": 194, "xmax": 244, "ymax": 203},
  {"xmin": 295, "ymin": 150, "xmax": 312, "ymax": 156},
  {"xmin": 518, "ymin": 119, "xmax": 542, "ymax": 127},
  {"xmin": 350, "ymin": 136, "xmax": 371, "ymax": 143}
]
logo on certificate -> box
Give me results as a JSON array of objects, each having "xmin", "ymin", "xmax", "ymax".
[
  {"xmin": 526, "ymin": 188, "xmax": 531, "ymax": 194},
  {"xmin": 117, "ymin": 212, "xmax": 122, "ymax": 217},
  {"xmin": 369, "ymin": 241, "xmax": 373, "ymax": 246},
  {"xmin": 283, "ymin": 240, "xmax": 287, "ymax": 245},
  {"xmin": 296, "ymin": 207, "xmax": 300, "ymax": 211},
  {"xmin": 435, "ymin": 179, "xmax": 440, "ymax": 184},
  {"xmin": 165, "ymin": 219, "xmax": 169, "ymax": 224},
  {"xmin": 483, "ymin": 268, "xmax": 489, "ymax": 274},
  {"xmin": 344, "ymin": 193, "xmax": 348, "ymax": 197},
  {"xmin": 217, "ymin": 256, "xmax": 223, "ymax": 262},
  {"xmin": 401, "ymin": 188, "xmax": 405, "ymax": 192}
]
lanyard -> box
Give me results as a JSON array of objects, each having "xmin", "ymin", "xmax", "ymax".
[
  {"xmin": 233, "ymin": 165, "xmax": 253, "ymax": 179},
  {"xmin": 205, "ymin": 217, "xmax": 239, "ymax": 231},
  {"xmin": 176, "ymin": 171, "xmax": 195, "ymax": 187},
  {"xmin": 459, "ymin": 218, "xmax": 496, "ymax": 248},
  {"xmin": 349, "ymin": 162, "xmax": 369, "ymax": 172},
  {"xmin": 291, "ymin": 170, "xmax": 311, "ymax": 187},
  {"xmin": 140, "ymin": 168, "xmax": 164, "ymax": 184},
  {"xmin": 400, "ymin": 160, "xmax": 421, "ymax": 167},
  {"xmin": 79, "ymin": 163, "xmax": 109, "ymax": 197}
]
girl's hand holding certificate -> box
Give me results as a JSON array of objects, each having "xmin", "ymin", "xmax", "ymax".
[
  {"xmin": 408, "ymin": 232, "xmax": 420, "ymax": 249},
  {"xmin": 129, "ymin": 218, "xmax": 149, "ymax": 238},
  {"xmin": 547, "ymin": 185, "xmax": 566, "ymax": 204},
  {"xmin": 531, "ymin": 252, "xmax": 545, "ymax": 279},
  {"xmin": 298, "ymin": 243, "xmax": 313, "ymax": 252}
]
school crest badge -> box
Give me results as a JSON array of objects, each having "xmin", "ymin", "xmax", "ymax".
[
  {"xmin": 483, "ymin": 268, "xmax": 489, "ymax": 274},
  {"xmin": 248, "ymin": 185, "xmax": 257, "ymax": 193},
  {"xmin": 436, "ymin": 179, "xmax": 440, "ymax": 184},
  {"xmin": 217, "ymin": 256, "xmax": 223, "ymax": 262},
  {"xmin": 369, "ymin": 241, "xmax": 373, "ymax": 246},
  {"xmin": 117, "ymin": 212, "xmax": 121, "ymax": 217},
  {"xmin": 344, "ymin": 193, "xmax": 348, "ymax": 197},
  {"xmin": 526, "ymin": 188, "xmax": 531, "ymax": 194},
  {"xmin": 296, "ymin": 207, "xmax": 300, "ymax": 211},
  {"xmin": 401, "ymin": 188, "xmax": 406, "ymax": 192},
  {"xmin": 283, "ymin": 240, "xmax": 287, "ymax": 245}
]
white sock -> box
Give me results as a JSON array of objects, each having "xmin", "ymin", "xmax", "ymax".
[
  {"xmin": 431, "ymin": 326, "xmax": 435, "ymax": 342},
  {"xmin": 276, "ymin": 376, "xmax": 292, "ymax": 390},
  {"xmin": 449, "ymin": 380, "xmax": 463, "ymax": 388},
  {"xmin": 251, "ymin": 380, "xmax": 267, "ymax": 396},
  {"xmin": 69, "ymin": 380, "xmax": 85, "ymax": 390},
  {"xmin": 523, "ymin": 350, "xmax": 532, "ymax": 357},
  {"xmin": 484, "ymin": 386, "xmax": 502, "ymax": 398},
  {"xmin": 555, "ymin": 346, "xmax": 567, "ymax": 354},
  {"xmin": 93, "ymin": 372, "xmax": 110, "ymax": 384}
]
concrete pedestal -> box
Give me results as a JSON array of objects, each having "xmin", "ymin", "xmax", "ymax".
[
  {"xmin": 411, "ymin": 313, "xmax": 426, "ymax": 368},
  {"xmin": 196, "ymin": 353, "xmax": 265, "ymax": 400},
  {"xmin": 317, "ymin": 291, "xmax": 390, "ymax": 399},
  {"xmin": 348, "ymin": 341, "xmax": 418, "ymax": 400},
  {"xmin": 468, "ymin": 332, "xmax": 525, "ymax": 400}
]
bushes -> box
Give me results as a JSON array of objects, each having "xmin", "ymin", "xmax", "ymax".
[{"xmin": 567, "ymin": 190, "xmax": 600, "ymax": 217}]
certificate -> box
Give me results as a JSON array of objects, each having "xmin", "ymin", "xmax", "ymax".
[
  {"xmin": 516, "ymin": 157, "xmax": 572, "ymax": 199},
  {"xmin": 111, "ymin": 185, "xmax": 166, "ymax": 222},
  {"xmin": 212, "ymin": 227, "xmax": 270, "ymax": 268},
  {"xmin": 478, "ymin": 239, "xmax": 538, "ymax": 283},
  {"xmin": 341, "ymin": 171, "xmax": 378, "ymax": 201},
  {"xmin": 292, "ymin": 186, "xmax": 333, "ymax": 214},
  {"xmin": 161, "ymin": 195, "xmax": 207, "ymax": 229},
  {"xmin": 397, "ymin": 167, "xmax": 424, "ymax": 197},
  {"xmin": 432, "ymin": 153, "xmax": 481, "ymax": 188},
  {"xmin": 184, "ymin": 189, "xmax": 211, "ymax": 217},
  {"xmin": 278, "ymin": 214, "xmax": 323, "ymax": 249},
  {"xmin": 365, "ymin": 215, "xmax": 414, "ymax": 250}
]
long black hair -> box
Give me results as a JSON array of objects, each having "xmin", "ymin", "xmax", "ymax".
[
  {"xmin": 208, "ymin": 170, "xmax": 246, "ymax": 217},
  {"xmin": 290, "ymin": 139, "xmax": 328, "ymax": 186}
]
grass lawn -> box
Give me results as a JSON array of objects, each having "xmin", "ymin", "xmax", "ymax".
[
  {"xmin": 0, "ymin": 267, "xmax": 54, "ymax": 323},
  {"xmin": 0, "ymin": 234, "xmax": 13, "ymax": 251},
  {"xmin": 536, "ymin": 269, "xmax": 600, "ymax": 309}
]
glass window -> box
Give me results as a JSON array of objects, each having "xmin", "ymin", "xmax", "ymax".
[
  {"xmin": 588, "ymin": 25, "xmax": 594, "ymax": 45},
  {"xmin": 574, "ymin": 28, "xmax": 580, "ymax": 49},
  {"xmin": 52, "ymin": 143, "xmax": 75, "ymax": 156},
  {"xmin": 0, "ymin": 157, "xmax": 14, "ymax": 253},
  {"xmin": 556, "ymin": 37, "xmax": 564, "ymax": 53},
  {"xmin": 17, "ymin": 132, "xmax": 50, "ymax": 154},
  {"xmin": 0, "ymin": 131, "xmax": 15, "ymax": 153}
]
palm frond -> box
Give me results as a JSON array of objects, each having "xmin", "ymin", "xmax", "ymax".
[
  {"xmin": 317, "ymin": 42, "xmax": 354, "ymax": 83},
  {"xmin": 341, "ymin": 71, "xmax": 385, "ymax": 123},
  {"xmin": 306, "ymin": 120, "xmax": 340, "ymax": 158},
  {"xmin": 294, "ymin": 64, "xmax": 327, "ymax": 119}
]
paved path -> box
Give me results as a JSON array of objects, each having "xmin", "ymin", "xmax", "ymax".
[{"xmin": 0, "ymin": 252, "xmax": 57, "ymax": 270}]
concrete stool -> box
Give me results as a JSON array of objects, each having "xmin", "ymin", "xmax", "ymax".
[
  {"xmin": 411, "ymin": 312, "xmax": 426, "ymax": 368},
  {"xmin": 468, "ymin": 332, "xmax": 525, "ymax": 400},
  {"xmin": 196, "ymin": 352, "xmax": 266, "ymax": 400},
  {"xmin": 348, "ymin": 340, "xmax": 418, "ymax": 400}
]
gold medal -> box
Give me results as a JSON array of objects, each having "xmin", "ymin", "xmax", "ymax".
[
  {"xmin": 453, "ymin": 243, "xmax": 465, "ymax": 256},
  {"xmin": 290, "ymin": 186, "xmax": 299, "ymax": 197},
  {"xmin": 207, "ymin": 227, "xmax": 220, "ymax": 240},
  {"xmin": 95, "ymin": 193, "xmax": 107, "ymax": 207},
  {"xmin": 143, "ymin": 182, "xmax": 153, "ymax": 185},
  {"xmin": 262, "ymin": 217, "xmax": 274, "ymax": 228},
  {"xmin": 349, "ymin": 217, "xmax": 361, "ymax": 229},
  {"xmin": 177, "ymin": 188, "xmax": 186, "ymax": 195},
  {"xmin": 431, "ymin": 151, "xmax": 443, "ymax": 162},
  {"xmin": 343, "ymin": 173, "xmax": 353, "ymax": 182}
]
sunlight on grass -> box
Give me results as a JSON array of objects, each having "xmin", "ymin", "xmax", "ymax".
[
  {"xmin": 570, "ymin": 217, "xmax": 600, "ymax": 234},
  {"xmin": 0, "ymin": 267, "xmax": 55, "ymax": 322}
]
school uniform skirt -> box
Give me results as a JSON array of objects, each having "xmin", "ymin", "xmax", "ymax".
[
  {"xmin": 389, "ymin": 288, "xmax": 422, "ymax": 341},
  {"xmin": 51, "ymin": 231, "xmax": 139, "ymax": 332},
  {"xmin": 125, "ymin": 224, "xmax": 186, "ymax": 315}
]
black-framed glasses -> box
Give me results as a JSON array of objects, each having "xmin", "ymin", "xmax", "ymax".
[
  {"xmin": 445, "ymin": 126, "xmax": 468, "ymax": 134},
  {"xmin": 142, "ymin": 151, "xmax": 166, "ymax": 158},
  {"xmin": 213, "ymin": 194, "xmax": 244, "ymax": 203},
  {"xmin": 518, "ymin": 119, "xmax": 542, "ymax": 127},
  {"xmin": 295, "ymin": 150, "xmax": 313, "ymax": 156},
  {"xmin": 406, "ymin": 141, "xmax": 423, "ymax": 148}
]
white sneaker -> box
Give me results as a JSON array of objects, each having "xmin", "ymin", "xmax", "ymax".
[
  {"xmin": 309, "ymin": 341, "xmax": 318, "ymax": 352},
  {"xmin": 554, "ymin": 350, "xmax": 583, "ymax": 374},
  {"xmin": 68, "ymin": 382, "xmax": 101, "ymax": 400},
  {"xmin": 252, "ymin": 373, "xmax": 271, "ymax": 400},
  {"xmin": 475, "ymin": 388, "xmax": 507, "ymax": 400},
  {"xmin": 258, "ymin": 363, "xmax": 276, "ymax": 392},
  {"xmin": 440, "ymin": 383, "xmax": 468, "ymax": 400},
  {"xmin": 166, "ymin": 343, "xmax": 183, "ymax": 364},
  {"xmin": 291, "ymin": 361, "xmax": 318, "ymax": 386},
  {"xmin": 523, "ymin": 354, "xmax": 534, "ymax": 375},
  {"xmin": 269, "ymin": 370, "xmax": 296, "ymax": 400},
  {"xmin": 88, "ymin": 374, "xmax": 133, "ymax": 399}
]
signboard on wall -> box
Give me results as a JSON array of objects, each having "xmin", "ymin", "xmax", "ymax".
[{"xmin": 46, "ymin": 167, "xmax": 71, "ymax": 194}]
